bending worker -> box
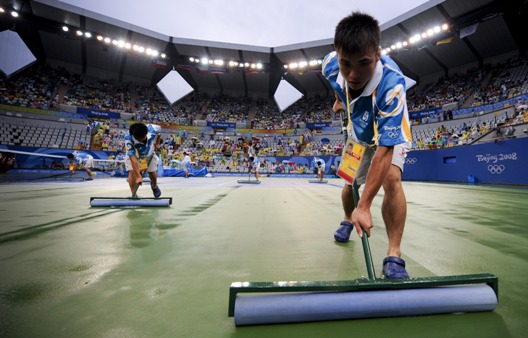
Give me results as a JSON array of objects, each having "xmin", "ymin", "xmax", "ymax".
[
  {"xmin": 67, "ymin": 151, "xmax": 95, "ymax": 180},
  {"xmin": 322, "ymin": 12, "xmax": 413, "ymax": 279},
  {"xmin": 124, "ymin": 122, "xmax": 162, "ymax": 198},
  {"xmin": 314, "ymin": 157, "xmax": 326, "ymax": 181},
  {"xmin": 248, "ymin": 156, "xmax": 260, "ymax": 181}
]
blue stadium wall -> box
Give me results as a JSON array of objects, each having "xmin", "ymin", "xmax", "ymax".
[
  {"xmin": 1, "ymin": 137, "xmax": 527, "ymax": 184},
  {"xmin": 401, "ymin": 137, "xmax": 527, "ymax": 184}
]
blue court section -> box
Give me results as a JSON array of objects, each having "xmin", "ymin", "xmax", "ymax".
[{"xmin": 0, "ymin": 177, "xmax": 527, "ymax": 337}]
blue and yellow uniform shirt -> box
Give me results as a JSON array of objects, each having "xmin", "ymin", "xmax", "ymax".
[
  {"xmin": 313, "ymin": 157, "xmax": 326, "ymax": 170},
  {"xmin": 124, "ymin": 124, "xmax": 161, "ymax": 158},
  {"xmin": 72, "ymin": 151, "xmax": 93, "ymax": 165},
  {"xmin": 322, "ymin": 51, "xmax": 412, "ymax": 147}
]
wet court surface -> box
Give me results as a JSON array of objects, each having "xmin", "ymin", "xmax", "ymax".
[{"xmin": 0, "ymin": 176, "xmax": 527, "ymax": 337}]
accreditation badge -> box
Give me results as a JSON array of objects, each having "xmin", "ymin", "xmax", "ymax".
[
  {"xmin": 337, "ymin": 138, "xmax": 374, "ymax": 185},
  {"xmin": 138, "ymin": 157, "xmax": 148, "ymax": 171}
]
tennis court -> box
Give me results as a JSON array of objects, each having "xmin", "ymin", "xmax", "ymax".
[{"xmin": 0, "ymin": 176, "xmax": 527, "ymax": 337}]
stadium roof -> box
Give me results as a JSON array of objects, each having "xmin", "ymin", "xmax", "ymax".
[{"xmin": 1, "ymin": 0, "xmax": 527, "ymax": 100}]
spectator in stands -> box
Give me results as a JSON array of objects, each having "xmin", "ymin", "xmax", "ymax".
[
  {"xmin": 323, "ymin": 12, "xmax": 412, "ymax": 279},
  {"xmin": 124, "ymin": 122, "xmax": 162, "ymax": 198},
  {"xmin": 67, "ymin": 151, "xmax": 95, "ymax": 180},
  {"xmin": 0, "ymin": 153, "xmax": 16, "ymax": 173}
]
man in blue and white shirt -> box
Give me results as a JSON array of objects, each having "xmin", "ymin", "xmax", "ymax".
[
  {"xmin": 322, "ymin": 12, "xmax": 413, "ymax": 279},
  {"xmin": 67, "ymin": 151, "xmax": 94, "ymax": 180},
  {"xmin": 180, "ymin": 151, "xmax": 192, "ymax": 178},
  {"xmin": 313, "ymin": 157, "xmax": 326, "ymax": 181},
  {"xmin": 124, "ymin": 122, "xmax": 162, "ymax": 198},
  {"xmin": 248, "ymin": 156, "xmax": 260, "ymax": 181}
]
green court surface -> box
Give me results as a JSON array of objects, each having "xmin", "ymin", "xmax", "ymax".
[{"xmin": 0, "ymin": 177, "xmax": 527, "ymax": 337}]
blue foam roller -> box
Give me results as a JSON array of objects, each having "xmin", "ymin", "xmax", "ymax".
[
  {"xmin": 90, "ymin": 199, "xmax": 170, "ymax": 207},
  {"xmin": 234, "ymin": 284, "xmax": 497, "ymax": 326}
]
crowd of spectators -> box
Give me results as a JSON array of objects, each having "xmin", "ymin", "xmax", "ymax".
[
  {"xmin": 407, "ymin": 67, "xmax": 485, "ymax": 111},
  {"xmin": 0, "ymin": 63, "xmax": 68, "ymax": 110},
  {"xmin": 132, "ymin": 85, "xmax": 206, "ymax": 125},
  {"xmin": 62, "ymin": 75, "xmax": 132, "ymax": 113},
  {"xmin": 407, "ymin": 56, "xmax": 528, "ymax": 112},
  {"xmin": 1, "ymin": 55, "xmax": 527, "ymax": 140},
  {"xmin": 205, "ymin": 95, "xmax": 251, "ymax": 124}
]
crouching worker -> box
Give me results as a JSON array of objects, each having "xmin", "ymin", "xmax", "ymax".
[
  {"xmin": 314, "ymin": 157, "xmax": 326, "ymax": 181},
  {"xmin": 67, "ymin": 151, "xmax": 94, "ymax": 180},
  {"xmin": 124, "ymin": 122, "xmax": 162, "ymax": 198}
]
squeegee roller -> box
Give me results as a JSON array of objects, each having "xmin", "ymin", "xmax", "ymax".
[
  {"xmin": 90, "ymin": 198, "xmax": 171, "ymax": 207},
  {"xmin": 233, "ymin": 283, "xmax": 497, "ymax": 326},
  {"xmin": 228, "ymin": 273, "xmax": 498, "ymax": 319}
]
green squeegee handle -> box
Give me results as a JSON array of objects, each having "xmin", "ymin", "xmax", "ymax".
[{"xmin": 352, "ymin": 180, "xmax": 377, "ymax": 280}]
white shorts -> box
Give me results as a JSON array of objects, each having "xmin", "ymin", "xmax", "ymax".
[
  {"xmin": 83, "ymin": 155, "xmax": 94, "ymax": 168},
  {"xmin": 125, "ymin": 154, "xmax": 159, "ymax": 173},
  {"xmin": 344, "ymin": 142, "xmax": 410, "ymax": 185},
  {"xmin": 391, "ymin": 142, "xmax": 411, "ymax": 172}
]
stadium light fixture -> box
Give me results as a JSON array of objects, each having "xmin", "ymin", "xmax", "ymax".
[
  {"xmin": 62, "ymin": 26, "xmax": 69, "ymax": 32},
  {"xmin": 11, "ymin": 11, "xmax": 18, "ymax": 17}
]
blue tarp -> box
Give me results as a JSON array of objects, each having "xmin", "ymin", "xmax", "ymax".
[{"xmin": 163, "ymin": 166, "xmax": 208, "ymax": 177}]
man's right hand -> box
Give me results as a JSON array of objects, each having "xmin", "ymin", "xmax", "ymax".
[{"xmin": 135, "ymin": 174, "xmax": 143, "ymax": 186}]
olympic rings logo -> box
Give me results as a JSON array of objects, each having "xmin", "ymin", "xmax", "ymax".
[
  {"xmin": 386, "ymin": 131, "xmax": 399, "ymax": 139},
  {"xmin": 487, "ymin": 164, "xmax": 505, "ymax": 174},
  {"xmin": 405, "ymin": 158, "xmax": 417, "ymax": 165}
]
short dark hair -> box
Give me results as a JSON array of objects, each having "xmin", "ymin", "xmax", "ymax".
[
  {"xmin": 334, "ymin": 11, "xmax": 380, "ymax": 57},
  {"xmin": 129, "ymin": 123, "xmax": 148, "ymax": 140},
  {"xmin": 249, "ymin": 156, "xmax": 254, "ymax": 161},
  {"xmin": 67, "ymin": 153, "xmax": 74, "ymax": 160},
  {"xmin": 317, "ymin": 161, "xmax": 321, "ymax": 165}
]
